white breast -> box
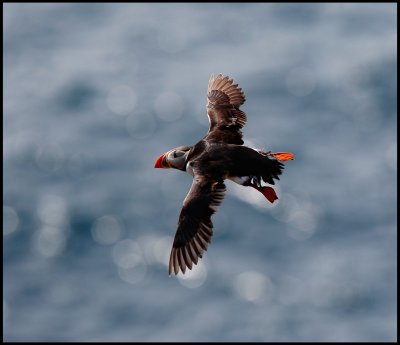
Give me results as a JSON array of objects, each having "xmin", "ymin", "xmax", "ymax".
[
  {"xmin": 228, "ymin": 176, "xmax": 251, "ymax": 186},
  {"xmin": 186, "ymin": 161, "xmax": 195, "ymax": 177}
]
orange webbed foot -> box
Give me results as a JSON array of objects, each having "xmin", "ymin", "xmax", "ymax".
[
  {"xmin": 270, "ymin": 152, "xmax": 295, "ymax": 161},
  {"xmin": 252, "ymin": 185, "xmax": 278, "ymax": 203}
]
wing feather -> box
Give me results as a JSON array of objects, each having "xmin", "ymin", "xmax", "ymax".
[
  {"xmin": 168, "ymin": 176, "xmax": 226, "ymax": 275},
  {"xmin": 183, "ymin": 247, "xmax": 193, "ymax": 270},
  {"xmin": 187, "ymin": 242, "xmax": 198, "ymax": 264},
  {"xmin": 205, "ymin": 73, "xmax": 247, "ymax": 145}
]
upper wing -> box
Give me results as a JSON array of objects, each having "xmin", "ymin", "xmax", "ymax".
[
  {"xmin": 169, "ymin": 176, "xmax": 226, "ymax": 275},
  {"xmin": 204, "ymin": 73, "xmax": 247, "ymax": 145}
]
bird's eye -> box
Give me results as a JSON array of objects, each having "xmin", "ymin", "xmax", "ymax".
[{"xmin": 173, "ymin": 151, "xmax": 177, "ymax": 158}]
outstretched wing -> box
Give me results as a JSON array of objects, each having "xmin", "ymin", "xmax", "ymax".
[
  {"xmin": 204, "ymin": 73, "xmax": 247, "ymax": 145},
  {"xmin": 169, "ymin": 176, "xmax": 226, "ymax": 275}
]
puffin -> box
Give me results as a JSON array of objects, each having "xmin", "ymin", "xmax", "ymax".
[{"xmin": 154, "ymin": 73, "xmax": 294, "ymax": 275}]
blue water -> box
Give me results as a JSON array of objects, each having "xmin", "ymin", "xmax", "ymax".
[{"xmin": 3, "ymin": 3, "xmax": 397, "ymax": 342}]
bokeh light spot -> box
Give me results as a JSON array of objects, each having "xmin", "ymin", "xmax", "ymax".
[
  {"xmin": 33, "ymin": 226, "xmax": 67, "ymax": 258},
  {"xmin": 178, "ymin": 260, "xmax": 207, "ymax": 289},
  {"xmin": 112, "ymin": 239, "xmax": 142, "ymax": 266},
  {"xmin": 107, "ymin": 85, "xmax": 137, "ymax": 116},
  {"xmin": 270, "ymin": 193, "xmax": 299, "ymax": 222},
  {"xmin": 37, "ymin": 195, "xmax": 67, "ymax": 227},
  {"xmin": 152, "ymin": 236, "xmax": 174, "ymax": 266},
  {"xmin": 286, "ymin": 200, "xmax": 320, "ymax": 241},
  {"xmin": 3, "ymin": 206, "xmax": 19, "ymax": 236},
  {"xmin": 91, "ymin": 215, "xmax": 122, "ymax": 245},
  {"xmin": 233, "ymin": 271, "xmax": 274, "ymax": 303},
  {"xmin": 112, "ymin": 239, "xmax": 146, "ymax": 284},
  {"xmin": 117, "ymin": 259, "xmax": 147, "ymax": 284},
  {"xmin": 287, "ymin": 212, "xmax": 317, "ymax": 241}
]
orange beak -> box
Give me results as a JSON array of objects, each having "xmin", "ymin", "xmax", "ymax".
[{"xmin": 154, "ymin": 153, "xmax": 169, "ymax": 168}]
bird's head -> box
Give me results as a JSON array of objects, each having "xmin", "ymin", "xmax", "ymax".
[{"xmin": 154, "ymin": 146, "xmax": 191, "ymax": 171}]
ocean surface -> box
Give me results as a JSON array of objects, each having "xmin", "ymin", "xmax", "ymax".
[{"xmin": 3, "ymin": 3, "xmax": 397, "ymax": 342}]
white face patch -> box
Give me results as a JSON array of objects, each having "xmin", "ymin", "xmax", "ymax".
[{"xmin": 167, "ymin": 150, "xmax": 189, "ymax": 170}]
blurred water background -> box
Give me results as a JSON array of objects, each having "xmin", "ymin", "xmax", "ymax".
[{"xmin": 3, "ymin": 3, "xmax": 397, "ymax": 342}]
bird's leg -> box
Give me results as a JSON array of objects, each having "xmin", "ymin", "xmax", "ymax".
[
  {"xmin": 249, "ymin": 180, "xmax": 278, "ymax": 204},
  {"xmin": 252, "ymin": 176, "xmax": 262, "ymax": 188}
]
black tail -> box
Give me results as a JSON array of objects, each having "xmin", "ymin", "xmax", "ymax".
[
  {"xmin": 261, "ymin": 158, "xmax": 284, "ymax": 185},
  {"xmin": 256, "ymin": 149, "xmax": 284, "ymax": 185}
]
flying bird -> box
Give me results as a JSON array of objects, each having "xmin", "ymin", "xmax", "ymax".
[{"xmin": 154, "ymin": 73, "xmax": 294, "ymax": 275}]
